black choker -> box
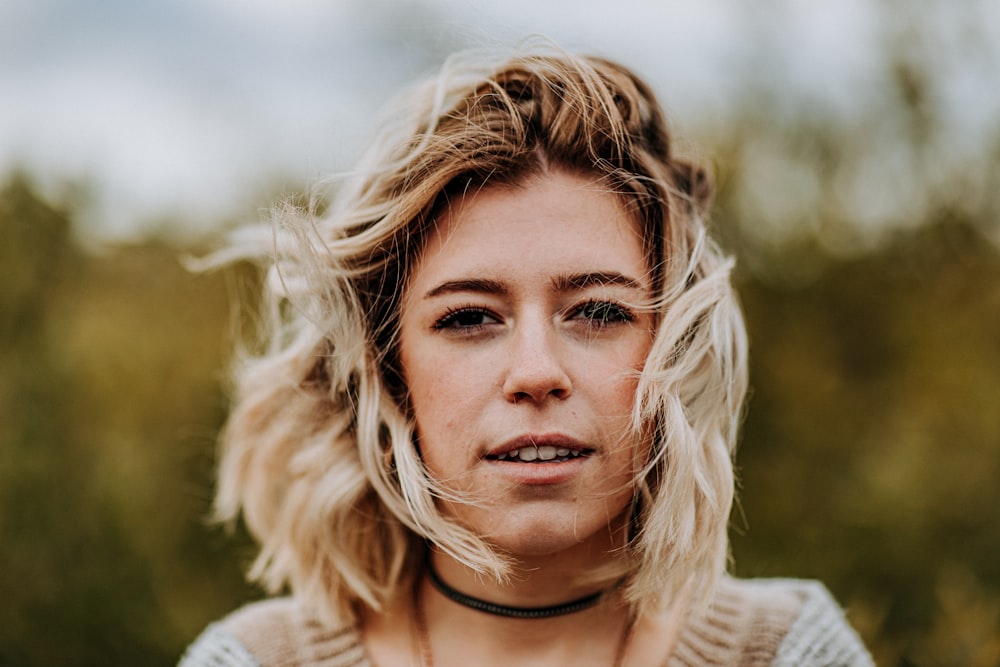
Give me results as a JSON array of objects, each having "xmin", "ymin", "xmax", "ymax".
[{"xmin": 425, "ymin": 561, "xmax": 608, "ymax": 619}]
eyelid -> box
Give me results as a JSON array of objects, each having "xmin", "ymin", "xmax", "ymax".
[
  {"xmin": 432, "ymin": 304, "xmax": 501, "ymax": 331},
  {"xmin": 567, "ymin": 298, "xmax": 636, "ymax": 323}
]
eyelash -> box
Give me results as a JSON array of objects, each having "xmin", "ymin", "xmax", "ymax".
[
  {"xmin": 570, "ymin": 299, "xmax": 635, "ymax": 326},
  {"xmin": 432, "ymin": 300, "xmax": 635, "ymax": 332},
  {"xmin": 433, "ymin": 305, "xmax": 496, "ymax": 331}
]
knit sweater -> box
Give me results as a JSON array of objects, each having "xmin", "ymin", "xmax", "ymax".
[{"xmin": 179, "ymin": 577, "xmax": 874, "ymax": 666}]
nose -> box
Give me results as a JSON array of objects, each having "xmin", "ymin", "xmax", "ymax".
[{"xmin": 502, "ymin": 321, "xmax": 572, "ymax": 404}]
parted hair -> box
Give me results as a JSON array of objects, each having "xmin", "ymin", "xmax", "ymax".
[{"xmin": 212, "ymin": 43, "xmax": 748, "ymax": 624}]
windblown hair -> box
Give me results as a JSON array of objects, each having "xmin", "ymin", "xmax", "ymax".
[{"xmin": 212, "ymin": 44, "xmax": 748, "ymax": 624}]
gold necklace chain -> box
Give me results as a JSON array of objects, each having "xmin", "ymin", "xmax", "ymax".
[{"xmin": 413, "ymin": 581, "xmax": 634, "ymax": 667}]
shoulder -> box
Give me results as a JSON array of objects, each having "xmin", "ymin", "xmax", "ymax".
[
  {"xmin": 670, "ymin": 577, "xmax": 873, "ymax": 667},
  {"xmin": 766, "ymin": 580, "xmax": 875, "ymax": 667},
  {"xmin": 178, "ymin": 598, "xmax": 368, "ymax": 667}
]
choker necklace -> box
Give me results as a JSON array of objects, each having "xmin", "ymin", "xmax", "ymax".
[
  {"xmin": 425, "ymin": 560, "xmax": 610, "ymax": 619},
  {"xmin": 414, "ymin": 577, "xmax": 634, "ymax": 667}
]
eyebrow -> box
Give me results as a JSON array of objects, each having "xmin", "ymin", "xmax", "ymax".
[
  {"xmin": 424, "ymin": 278, "xmax": 507, "ymax": 299},
  {"xmin": 422, "ymin": 272, "xmax": 645, "ymax": 299},
  {"xmin": 552, "ymin": 271, "xmax": 645, "ymax": 292}
]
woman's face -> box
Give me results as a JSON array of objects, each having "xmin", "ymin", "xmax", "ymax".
[{"xmin": 398, "ymin": 170, "xmax": 655, "ymax": 559}]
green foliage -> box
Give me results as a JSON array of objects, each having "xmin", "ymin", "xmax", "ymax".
[
  {"xmin": 0, "ymin": 177, "xmax": 258, "ymax": 666},
  {"xmin": 1, "ymin": 169, "xmax": 998, "ymax": 666},
  {"xmin": 729, "ymin": 218, "xmax": 1000, "ymax": 666}
]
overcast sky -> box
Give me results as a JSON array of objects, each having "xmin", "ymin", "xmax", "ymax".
[{"xmin": 1, "ymin": 0, "xmax": 997, "ymax": 241}]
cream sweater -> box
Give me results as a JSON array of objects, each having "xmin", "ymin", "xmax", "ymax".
[{"xmin": 180, "ymin": 577, "xmax": 874, "ymax": 666}]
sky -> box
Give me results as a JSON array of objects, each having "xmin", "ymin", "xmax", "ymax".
[{"xmin": 1, "ymin": 0, "xmax": 997, "ymax": 241}]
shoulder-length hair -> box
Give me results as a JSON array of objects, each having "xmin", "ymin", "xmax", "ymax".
[{"xmin": 211, "ymin": 43, "xmax": 748, "ymax": 624}]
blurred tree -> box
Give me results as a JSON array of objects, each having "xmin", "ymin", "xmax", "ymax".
[
  {"xmin": 0, "ymin": 177, "xmax": 257, "ymax": 666},
  {"xmin": 4, "ymin": 174, "xmax": 997, "ymax": 666},
  {"xmin": 2, "ymin": 3, "xmax": 1000, "ymax": 659},
  {"xmin": 731, "ymin": 216, "xmax": 1000, "ymax": 667}
]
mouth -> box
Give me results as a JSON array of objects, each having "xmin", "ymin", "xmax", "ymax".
[{"xmin": 485, "ymin": 436, "xmax": 594, "ymax": 464}]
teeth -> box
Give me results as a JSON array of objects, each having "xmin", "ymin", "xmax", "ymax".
[
  {"xmin": 494, "ymin": 447, "xmax": 587, "ymax": 461},
  {"xmin": 536, "ymin": 446, "xmax": 556, "ymax": 461}
]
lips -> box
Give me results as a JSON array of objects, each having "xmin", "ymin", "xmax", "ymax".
[{"xmin": 485, "ymin": 435, "xmax": 593, "ymax": 463}]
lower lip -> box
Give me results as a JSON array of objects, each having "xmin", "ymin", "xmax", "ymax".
[{"xmin": 486, "ymin": 456, "xmax": 589, "ymax": 485}]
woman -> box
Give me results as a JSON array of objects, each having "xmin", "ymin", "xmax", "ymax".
[{"xmin": 181, "ymin": 45, "xmax": 873, "ymax": 666}]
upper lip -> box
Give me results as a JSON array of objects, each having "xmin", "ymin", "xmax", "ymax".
[{"xmin": 485, "ymin": 434, "xmax": 592, "ymax": 458}]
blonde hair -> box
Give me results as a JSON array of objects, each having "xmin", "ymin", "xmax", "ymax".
[{"xmin": 212, "ymin": 43, "xmax": 748, "ymax": 623}]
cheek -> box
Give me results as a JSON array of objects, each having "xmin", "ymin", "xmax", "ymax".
[
  {"xmin": 406, "ymin": 367, "xmax": 449, "ymax": 434},
  {"xmin": 589, "ymin": 335, "xmax": 651, "ymax": 400},
  {"xmin": 402, "ymin": 348, "xmax": 480, "ymax": 456}
]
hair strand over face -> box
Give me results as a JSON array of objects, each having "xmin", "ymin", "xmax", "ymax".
[{"xmin": 207, "ymin": 41, "xmax": 748, "ymax": 624}]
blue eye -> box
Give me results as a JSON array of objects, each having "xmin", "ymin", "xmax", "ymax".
[
  {"xmin": 434, "ymin": 307, "xmax": 498, "ymax": 330},
  {"xmin": 572, "ymin": 300, "xmax": 634, "ymax": 325}
]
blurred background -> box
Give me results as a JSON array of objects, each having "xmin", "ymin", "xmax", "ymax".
[{"xmin": 2, "ymin": 0, "xmax": 998, "ymax": 665}]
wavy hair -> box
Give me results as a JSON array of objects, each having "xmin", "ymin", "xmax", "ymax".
[{"xmin": 210, "ymin": 43, "xmax": 748, "ymax": 624}]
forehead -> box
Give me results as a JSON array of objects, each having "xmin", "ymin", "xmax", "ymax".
[{"xmin": 412, "ymin": 171, "xmax": 650, "ymax": 289}]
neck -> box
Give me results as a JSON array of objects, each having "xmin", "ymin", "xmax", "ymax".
[
  {"xmin": 427, "ymin": 545, "xmax": 625, "ymax": 612},
  {"xmin": 362, "ymin": 546, "xmax": 637, "ymax": 667},
  {"xmin": 426, "ymin": 557, "xmax": 614, "ymax": 618},
  {"xmin": 413, "ymin": 567, "xmax": 632, "ymax": 667}
]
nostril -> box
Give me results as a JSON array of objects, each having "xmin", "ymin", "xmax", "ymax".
[
  {"xmin": 509, "ymin": 385, "xmax": 570, "ymax": 403},
  {"xmin": 511, "ymin": 391, "xmax": 532, "ymax": 403}
]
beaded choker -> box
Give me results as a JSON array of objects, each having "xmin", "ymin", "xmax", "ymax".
[{"xmin": 425, "ymin": 561, "xmax": 609, "ymax": 619}]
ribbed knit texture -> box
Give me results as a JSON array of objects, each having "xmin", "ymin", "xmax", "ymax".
[
  {"xmin": 179, "ymin": 578, "xmax": 874, "ymax": 666},
  {"xmin": 180, "ymin": 625, "xmax": 259, "ymax": 667},
  {"xmin": 770, "ymin": 581, "xmax": 874, "ymax": 667},
  {"xmin": 667, "ymin": 578, "xmax": 801, "ymax": 666}
]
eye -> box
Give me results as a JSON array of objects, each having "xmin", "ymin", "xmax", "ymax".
[
  {"xmin": 570, "ymin": 300, "xmax": 635, "ymax": 326},
  {"xmin": 433, "ymin": 306, "xmax": 500, "ymax": 331}
]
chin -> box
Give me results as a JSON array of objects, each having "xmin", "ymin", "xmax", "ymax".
[
  {"xmin": 475, "ymin": 509, "xmax": 627, "ymax": 561},
  {"xmin": 491, "ymin": 533, "xmax": 585, "ymax": 559}
]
